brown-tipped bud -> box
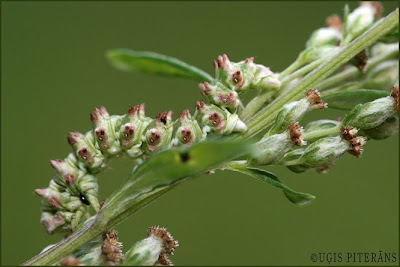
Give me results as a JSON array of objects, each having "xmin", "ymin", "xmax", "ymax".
[
  {"xmin": 245, "ymin": 57, "xmax": 254, "ymax": 64},
  {"xmin": 128, "ymin": 105, "xmax": 140, "ymax": 118},
  {"xmin": 288, "ymin": 122, "xmax": 306, "ymax": 146},
  {"xmin": 351, "ymin": 49, "xmax": 368, "ymax": 72},
  {"xmin": 326, "ymin": 14, "xmax": 342, "ymax": 30},
  {"xmin": 215, "ymin": 54, "xmax": 230, "ymax": 69},
  {"xmin": 68, "ymin": 131, "xmax": 83, "ymax": 145},
  {"xmin": 77, "ymin": 148, "xmax": 93, "ymax": 164},
  {"xmin": 174, "ymin": 109, "xmax": 204, "ymax": 146},
  {"xmin": 35, "ymin": 188, "xmax": 61, "ymax": 207},
  {"xmin": 148, "ymin": 130, "xmax": 161, "ymax": 147},
  {"xmin": 195, "ymin": 100, "xmax": 205, "ymax": 110},
  {"xmin": 148, "ymin": 226, "xmax": 179, "ymax": 255},
  {"xmin": 391, "ymin": 86, "xmax": 399, "ymax": 112},
  {"xmin": 40, "ymin": 212, "xmax": 66, "ymax": 234},
  {"xmin": 199, "ymin": 81, "xmax": 240, "ymax": 109},
  {"xmin": 305, "ymin": 89, "xmax": 327, "ymax": 109},
  {"xmin": 95, "ymin": 128, "xmax": 108, "ymax": 148},
  {"xmin": 316, "ymin": 165, "xmax": 330, "ymax": 174},
  {"xmin": 91, "ymin": 107, "xmax": 109, "ymax": 126},
  {"xmin": 50, "ymin": 159, "xmax": 75, "ymax": 186},
  {"xmin": 359, "ymin": 1, "xmax": 383, "ymax": 18},
  {"xmin": 340, "ymin": 126, "xmax": 366, "ymax": 157},
  {"xmin": 102, "ymin": 229, "xmax": 123, "ymax": 266},
  {"xmin": 60, "ymin": 257, "xmax": 83, "ymax": 266}
]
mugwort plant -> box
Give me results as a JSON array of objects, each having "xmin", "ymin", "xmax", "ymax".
[{"xmin": 23, "ymin": 2, "xmax": 398, "ymax": 265}]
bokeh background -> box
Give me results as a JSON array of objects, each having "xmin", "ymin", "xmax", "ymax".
[{"xmin": 1, "ymin": 1, "xmax": 399, "ymax": 265}]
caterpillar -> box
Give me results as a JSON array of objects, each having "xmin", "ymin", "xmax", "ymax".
[{"xmin": 35, "ymin": 54, "xmax": 281, "ymax": 234}]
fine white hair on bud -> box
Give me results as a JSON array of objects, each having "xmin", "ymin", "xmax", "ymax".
[
  {"xmin": 250, "ymin": 122, "xmax": 305, "ymax": 165},
  {"xmin": 123, "ymin": 226, "xmax": 178, "ymax": 266},
  {"xmin": 343, "ymin": 86, "xmax": 399, "ymax": 129}
]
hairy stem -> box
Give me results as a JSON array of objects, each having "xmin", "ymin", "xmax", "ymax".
[
  {"xmin": 241, "ymin": 90, "xmax": 276, "ymax": 122},
  {"xmin": 245, "ymin": 9, "xmax": 399, "ymax": 138}
]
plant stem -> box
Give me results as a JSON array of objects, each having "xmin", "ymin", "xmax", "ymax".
[
  {"xmin": 278, "ymin": 59, "xmax": 302, "ymax": 79},
  {"xmin": 316, "ymin": 48, "xmax": 399, "ymax": 90},
  {"xmin": 244, "ymin": 9, "xmax": 399, "ymax": 138},
  {"xmin": 280, "ymin": 58, "xmax": 325, "ymax": 88},
  {"xmin": 241, "ymin": 90, "xmax": 276, "ymax": 122}
]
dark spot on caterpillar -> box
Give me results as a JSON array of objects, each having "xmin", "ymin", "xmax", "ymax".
[
  {"xmin": 79, "ymin": 193, "xmax": 90, "ymax": 205},
  {"xmin": 180, "ymin": 151, "xmax": 190, "ymax": 162}
]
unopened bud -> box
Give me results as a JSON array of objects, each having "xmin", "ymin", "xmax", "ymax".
[
  {"xmin": 269, "ymin": 89, "xmax": 327, "ymax": 134},
  {"xmin": 364, "ymin": 60, "xmax": 399, "ymax": 90},
  {"xmin": 119, "ymin": 104, "xmax": 152, "ymax": 158},
  {"xmin": 298, "ymin": 45, "xmax": 339, "ymax": 65},
  {"xmin": 344, "ymin": 2, "xmax": 381, "ymax": 43},
  {"xmin": 364, "ymin": 114, "xmax": 399, "ymax": 140},
  {"xmin": 306, "ymin": 27, "xmax": 342, "ymax": 48},
  {"xmin": 143, "ymin": 111, "xmax": 174, "ymax": 154},
  {"xmin": 123, "ymin": 226, "xmax": 178, "ymax": 266},
  {"xmin": 195, "ymin": 101, "xmax": 247, "ymax": 134},
  {"xmin": 173, "ymin": 110, "xmax": 204, "ymax": 146},
  {"xmin": 250, "ymin": 122, "xmax": 305, "ymax": 165},
  {"xmin": 67, "ymin": 131, "xmax": 105, "ymax": 173},
  {"xmin": 370, "ymin": 42, "xmax": 399, "ymax": 58},
  {"xmin": 343, "ymin": 86, "xmax": 399, "ymax": 129},
  {"xmin": 91, "ymin": 107, "xmax": 123, "ymax": 156}
]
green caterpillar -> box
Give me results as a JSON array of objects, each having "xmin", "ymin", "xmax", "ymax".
[{"xmin": 34, "ymin": 54, "xmax": 281, "ymax": 235}]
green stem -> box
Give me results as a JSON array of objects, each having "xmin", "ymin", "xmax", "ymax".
[
  {"xmin": 241, "ymin": 90, "xmax": 276, "ymax": 122},
  {"xmin": 244, "ymin": 9, "xmax": 399, "ymax": 138},
  {"xmin": 278, "ymin": 59, "xmax": 302, "ymax": 79},
  {"xmin": 316, "ymin": 48, "xmax": 399, "ymax": 90},
  {"xmin": 280, "ymin": 58, "xmax": 325, "ymax": 88}
]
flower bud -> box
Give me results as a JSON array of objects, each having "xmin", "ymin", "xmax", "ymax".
[
  {"xmin": 306, "ymin": 27, "xmax": 342, "ymax": 48},
  {"xmin": 297, "ymin": 45, "xmax": 339, "ymax": 65},
  {"xmin": 300, "ymin": 127, "xmax": 366, "ymax": 168},
  {"xmin": 364, "ymin": 114, "xmax": 399, "ymax": 140},
  {"xmin": 123, "ymin": 226, "xmax": 178, "ymax": 266},
  {"xmin": 90, "ymin": 106, "xmax": 123, "ymax": 156},
  {"xmin": 213, "ymin": 54, "xmax": 281, "ymax": 91},
  {"xmin": 199, "ymin": 81, "xmax": 240, "ymax": 109},
  {"xmin": 344, "ymin": 2, "xmax": 382, "ymax": 44},
  {"xmin": 172, "ymin": 109, "xmax": 204, "ymax": 146},
  {"xmin": 343, "ymin": 86, "xmax": 399, "ymax": 129},
  {"xmin": 67, "ymin": 131, "xmax": 106, "ymax": 173},
  {"xmin": 364, "ymin": 60, "xmax": 399, "ymax": 90},
  {"xmin": 195, "ymin": 101, "xmax": 247, "ymax": 134},
  {"xmin": 74, "ymin": 240, "xmax": 103, "ymax": 266},
  {"xmin": 269, "ymin": 89, "xmax": 327, "ymax": 134},
  {"xmin": 250, "ymin": 122, "xmax": 305, "ymax": 165},
  {"xmin": 370, "ymin": 42, "xmax": 399, "ymax": 58},
  {"xmin": 119, "ymin": 104, "xmax": 153, "ymax": 158},
  {"xmin": 143, "ymin": 111, "xmax": 174, "ymax": 154}
]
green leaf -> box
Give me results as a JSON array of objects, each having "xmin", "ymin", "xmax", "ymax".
[
  {"xmin": 321, "ymin": 89, "xmax": 388, "ymax": 110},
  {"xmin": 101, "ymin": 138, "xmax": 251, "ymax": 227},
  {"xmin": 106, "ymin": 49, "xmax": 213, "ymax": 82},
  {"xmin": 228, "ymin": 165, "xmax": 315, "ymax": 206}
]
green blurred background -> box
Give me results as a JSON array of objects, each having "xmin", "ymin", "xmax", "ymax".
[{"xmin": 1, "ymin": 1, "xmax": 398, "ymax": 265}]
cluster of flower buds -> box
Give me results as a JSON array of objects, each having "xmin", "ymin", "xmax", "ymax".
[
  {"xmin": 268, "ymin": 89, "xmax": 327, "ymax": 135},
  {"xmin": 123, "ymin": 226, "xmax": 178, "ymax": 266},
  {"xmin": 250, "ymin": 122, "xmax": 306, "ymax": 165},
  {"xmin": 198, "ymin": 54, "xmax": 281, "ymax": 110},
  {"xmin": 343, "ymin": 1, "xmax": 383, "ymax": 44},
  {"xmin": 101, "ymin": 229, "xmax": 123, "ymax": 265},
  {"xmin": 343, "ymin": 86, "xmax": 399, "ymax": 129},
  {"xmin": 36, "ymin": 82, "xmax": 249, "ymax": 234}
]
